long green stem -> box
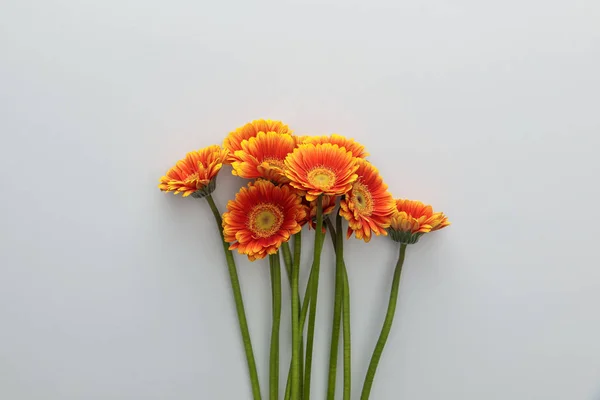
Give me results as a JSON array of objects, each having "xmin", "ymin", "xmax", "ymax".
[
  {"xmin": 291, "ymin": 233, "xmax": 302, "ymax": 400},
  {"xmin": 269, "ymin": 254, "xmax": 282, "ymax": 400},
  {"xmin": 284, "ymin": 228, "xmax": 328, "ymax": 400},
  {"xmin": 326, "ymin": 212, "xmax": 344, "ymax": 399},
  {"xmin": 286, "ymin": 341, "xmax": 306, "ymax": 400},
  {"xmin": 205, "ymin": 194, "xmax": 262, "ymax": 400},
  {"xmin": 342, "ymin": 261, "xmax": 351, "ymax": 400},
  {"xmin": 303, "ymin": 197, "xmax": 325, "ymax": 400},
  {"xmin": 325, "ymin": 216, "xmax": 351, "ymax": 399},
  {"xmin": 285, "ymin": 257, "xmax": 314, "ymax": 400},
  {"xmin": 281, "ymin": 241, "xmax": 294, "ymax": 400},
  {"xmin": 360, "ymin": 243, "xmax": 408, "ymax": 400},
  {"xmin": 282, "ymin": 237, "xmax": 302, "ymax": 400},
  {"xmin": 337, "ymin": 213, "xmax": 351, "ymax": 400}
]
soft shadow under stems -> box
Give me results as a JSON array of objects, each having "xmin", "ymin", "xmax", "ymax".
[
  {"xmin": 360, "ymin": 243, "xmax": 408, "ymax": 400},
  {"xmin": 204, "ymin": 194, "xmax": 262, "ymax": 400}
]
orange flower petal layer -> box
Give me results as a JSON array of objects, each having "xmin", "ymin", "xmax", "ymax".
[
  {"xmin": 231, "ymin": 132, "xmax": 297, "ymax": 184},
  {"xmin": 340, "ymin": 159, "xmax": 395, "ymax": 242},
  {"xmin": 284, "ymin": 143, "xmax": 359, "ymax": 201},
  {"xmin": 222, "ymin": 180, "xmax": 306, "ymax": 261},
  {"xmin": 390, "ymin": 199, "xmax": 450, "ymax": 234},
  {"xmin": 299, "ymin": 134, "xmax": 369, "ymax": 159},
  {"xmin": 158, "ymin": 145, "xmax": 228, "ymax": 197},
  {"xmin": 223, "ymin": 119, "xmax": 292, "ymax": 164}
]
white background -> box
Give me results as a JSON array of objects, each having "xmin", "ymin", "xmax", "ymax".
[{"xmin": 1, "ymin": 0, "xmax": 599, "ymax": 399}]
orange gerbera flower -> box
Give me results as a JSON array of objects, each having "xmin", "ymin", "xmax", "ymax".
[
  {"xmin": 339, "ymin": 159, "xmax": 395, "ymax": 242},
  {"xmin": 388, "ymin": 199, "xmax": 450, "ymax": 244},
  {"xmin": 222, "ymin": 180, "xmax": 306, "ymax": 261},
  {"xmin": 284, "ymin": 143, "xmax": 359, "ymax": 201},
  {"xmin": 300, "ymin": 134, "xmax": 369, "ymax": 159},
  {"xmin": 223, "ymin": 119, "xmax": 292, "ymax": 164},
  {"xmin": 158, "ymin": 145, "xmax": 228, "ymax": 198},
  {"xmin": 231, "ymin": 131, "xmax": 296, "ymax": 184}
]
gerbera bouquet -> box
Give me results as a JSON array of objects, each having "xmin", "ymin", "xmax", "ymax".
[{"xmin": 159, "ymin": 119, "xmax": 450, "ymax": 400}]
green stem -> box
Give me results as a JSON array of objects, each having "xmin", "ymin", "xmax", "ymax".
[
  {"xmin": 281, "ymin": 242, "xmax": 293, "ymax": 282},
  {"xmin": 282, "ymin": 237, "xmax": 302, "ymax": 400},
  {"xmin": 269, "ymin": 254, "xmax": 282, "ymax": 400},
  {"xmin": 326, "ymin": 212, "xmax": 344, "ymax": 399},
  {"xmin": 291, "ymin": 233, "xmax": 302, "ymax": 400},
  {"xmin": 300, "ymin": 262, "xmax": 314, "ymax": 329},
  {"xmin": 325, "ymin": 217, "xmax": 337, "ymax": 249},
  {"xmin": 303, "ymin": 197, "xmax": 325, "ymax": 400},
  {"xmin": 326, "ymin": 215, "xmax": 352, "ymax": 400},
  {"xmin": 285, "ymin": 238, "xmax": 316, "ymax": 400},
  {"xmin": 300, "ymin": 226, "xmax": 328, "ymax": 330},
  {"xmin": 282, "ymin": 241, "xmax": 297, "ymax": 399},
  {"xmin": 285, "ymin": 230, "xmax": 328, "ymax": 400},
  {"xmin": 360, "ymin": 243, "xmax": 408, "ymax": 400},
  {"xmin": 342, "ymin": 259, "xmax": 351, "ymax": 400},
  {"xmin": 205, "ymin": 194, "xmax": 262, "ymax": 400},
  {"xmin": 293, "ymin": 234, "xmax": 305, "ymax": 398},
  {"xmin": 336, "ymin": 213, "xmax": 352, "ymax": 400},
  {"xmin": 284, "ymin": 372, "xmax": 291, "ymax": 400}
]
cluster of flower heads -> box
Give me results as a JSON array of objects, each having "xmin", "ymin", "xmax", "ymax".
[{"xmin": 159, "ymin": 119, "xmax": 449, "ymax": 260}]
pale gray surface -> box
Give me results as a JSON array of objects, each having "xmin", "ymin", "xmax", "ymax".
[{"xmin": 1, "ymin": 0, "xmax": 600, "ymax": 399}]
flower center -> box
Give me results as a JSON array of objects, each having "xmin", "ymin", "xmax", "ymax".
[
  {"xmin": 185, "ymin": 172, "xmax": 208, "ymax": 189},
  {"xmin": 307, "ymin": 167, "xmax": 336, "ymax": 190},
  {"xmin": 352, "ymin": 182, "xmax": 374, "ymax": 215},
  {"xmin": 263, "ymin": 157, "xmax": 285, "ymax": 170},
  {"xmin": 248, "ymin": 203, "xmax": 284, "ymax": 238},
  {"xmin": 184, "ymin": 172, "xmax": 199, "ymax": 184}
]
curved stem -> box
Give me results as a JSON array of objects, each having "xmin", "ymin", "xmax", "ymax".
[
  {"xmin": 284, "ymin": 373, "xmax": 292, "ymax": 400},
  {"xmin": 325, "ymin": 217, "xmax": 337, "ymax": 249},
  {"xmin": 300, "ymin": 264, "xmax": 314, "ymax": 328},
  {"xmin": 205, "ymin": 194, "xmax": 262, "ymax": 400},
  {"xmin": 299, "ymin": 228, "xmax": 327, "ymax": 330},
  {"xmin": 360, "ymin": 243, "xmax": 408, "ymax": 400},
  {"xmin": 326, "ymin": 212, "xmax": 344, "ymax": 399},
  {"xmin": 303, "ymin": 197, "xmax": 325, "ymax": 400},
  {"xmin": 269, "ymin": 254, "xmax": 282, "ymax": 400},
  {"xmin": 281, "ymin": 242, "xmax": 293, "ymax": 284}
]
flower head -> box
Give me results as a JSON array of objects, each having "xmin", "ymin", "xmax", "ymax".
[
  {"xmin": 223, "ymin": 119, "xmax": 292, "ymax": 164},
  {"xmin": 300, "ymin": 134, "xmax": 369, "ymax": 159},
  {"xmin": 284, "ymin": 143, "xmax": 359, "ymax": 201},
  {"xmin": 340, "ymin": 159, "xmax": 395, "ymax": 242},
  {"xmin": 222, "ymin": 180, "xmax": 306, "ymax": 261},
  {"xmin": 388, "ymin": 199, "xmax": 450, "ymax": 244},
  {"xmin": 231, "ymin": 131, "xmax": 297, "ymax": 184},
  {"xmin": 158, "ymin": 145, "xmax": 228, "ymax": 198}
]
